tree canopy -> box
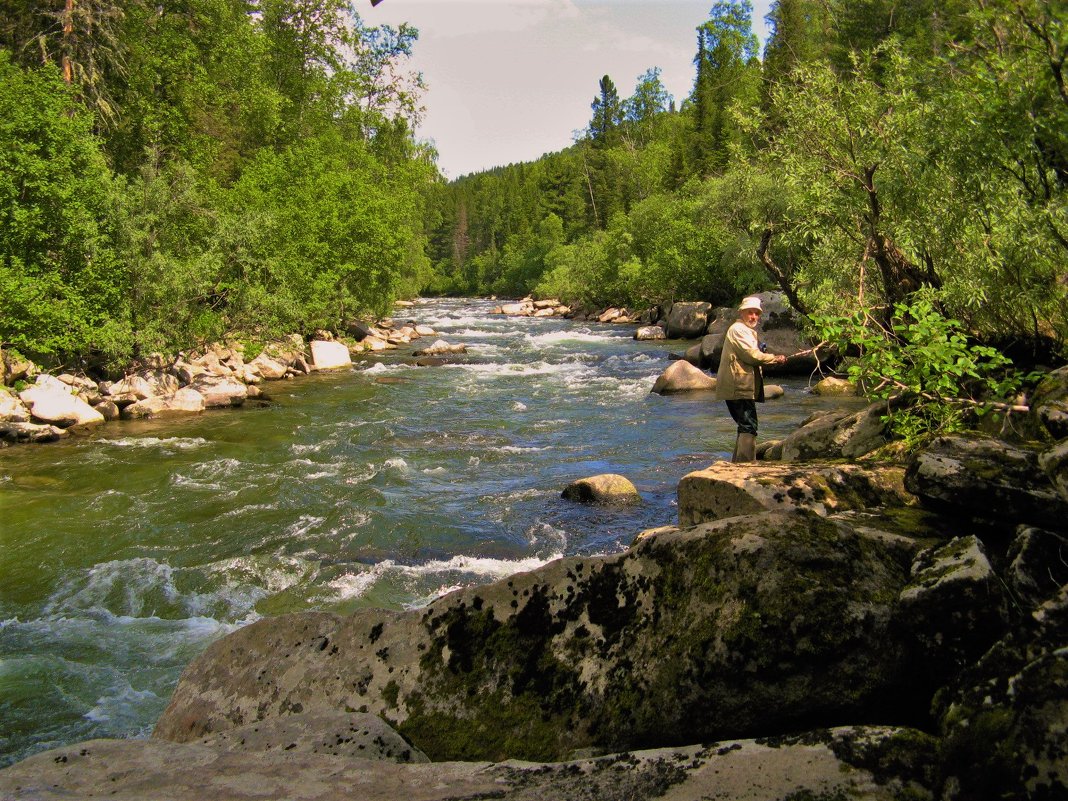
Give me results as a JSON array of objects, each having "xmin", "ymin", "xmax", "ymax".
[{"xmin": 2, "ymin": 0, "xmax": 1065, "ymax": 376}]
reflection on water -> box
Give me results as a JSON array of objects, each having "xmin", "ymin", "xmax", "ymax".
[{"xmin": 0, "ymin": 298, "xmax": 864, "ymax": 766}]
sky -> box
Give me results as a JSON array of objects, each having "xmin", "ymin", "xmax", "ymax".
[{"xmin": 365, "ymin": 0, "xmax": 774, "ymax": 178}]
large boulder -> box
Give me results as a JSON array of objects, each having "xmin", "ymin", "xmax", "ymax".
[
  {"xmin": 651, "ymin": 360, "xmax": 717, "ymax": 394},
  {"xmin": 896, "ymin": 536, "xmax": 1008, "ymax": 681},
  {"xmin": 310, "ymin": 340, "xmax": 352, "ymax": 370},
  {"xmin": 189, "ymin": 375, "xmax": 248, "ymax": 408},
  {"xmin": 195, "ymin": 711, "xmax": 428, "ymax": 762},
  {"xmin": 747, "ymin": 291, "xmax": 796, "ymax": 330},
  {"xmin": 933, "ymin": 585, "xmax": 1068, "ymax": 801},
  {"xmin": 905, "ymin": 434, "xmax": 1068, "ymax": 530},
  {"xmin": 677, "ymin": 462, "xmax": 914, "ymax": 526},
  {"xmin": 0, "ymin": 726, "xmax": 938, "ymax": 801},
  {"xmin": 664, "ymin": 302, "xmax": 712, "ymax": 339},
  {"xmin": 19, "ymin": 378, "xmax": 105, "ymax": 427},
  {"xmin": 778, "ymin": 403, "xmax": 891, "ymax": 461},
  {"xmin": 153, "ymin": 510, "xmax": 974, "ymax": 764},
  {"xmin": 561, "ymin": 474, "xmax": 641, "ymax": 504}
]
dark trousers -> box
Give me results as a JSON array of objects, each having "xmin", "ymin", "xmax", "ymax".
[{"xmin": 725, "ymin": 399, "xmax": 758, "ymax": 435}]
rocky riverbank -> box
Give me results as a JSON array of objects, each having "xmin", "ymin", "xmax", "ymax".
[
  {"xmin": 2, "ymin": 359, "xmax": 1065, "ymax": 799},
  {"xmin": 0, "ymin": 311, "xmax": 455, "ymax": 447}
]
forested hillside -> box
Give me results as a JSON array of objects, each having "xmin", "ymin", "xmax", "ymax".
[
  {"xmin": 1, "ymin": 0, "xmax": 436, "ymax": 371},
  {"xmin": 1, "ymin": 1, "xmax": 1064, "ymax": 375},
  {"xmin": 424, "ymin": 0, "xmax": 1066, "ymax": 362}
]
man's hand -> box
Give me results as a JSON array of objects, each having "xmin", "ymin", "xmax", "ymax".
[{"xmin": 775, "ymin": 354, "xmax": 787, "ymax": 364}]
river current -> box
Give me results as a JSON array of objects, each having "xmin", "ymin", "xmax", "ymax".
[{"xmin": 0, "ymin": 297, "xmax": 858, "ymax": 767}]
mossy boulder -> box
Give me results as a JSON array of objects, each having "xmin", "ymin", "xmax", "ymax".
[
  {"xmin": 1030, "ymin": 365, "xmax": 1068, "ymax": 440},
  {"xmin": 905, "ymin": 433, "xmax": 1068, "ymax": 530},
  {"xmin": 933, "ymin": 585, "xmax": 1068, "ymax": 801},
  {"xmin": 561, "ymin": 474, "xmax": 641, "ymax": 504},
  {"xmin": 153, "ymin": 510, "xmax": 984, "ymax": 763}
]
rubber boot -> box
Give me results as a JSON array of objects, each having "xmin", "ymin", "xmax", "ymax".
[{"xmin": 732, "ymin": 433, "xmax": 757, "ymax": 463}]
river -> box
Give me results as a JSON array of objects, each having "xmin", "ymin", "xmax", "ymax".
[{"xmin": 0, "ymin": 297, "xmax": 858, "ymax": 767}]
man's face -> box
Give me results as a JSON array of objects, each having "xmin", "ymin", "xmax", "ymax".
[{"xmin": 740, "ymin": 309, "xmax": 761, "ymax": 329}]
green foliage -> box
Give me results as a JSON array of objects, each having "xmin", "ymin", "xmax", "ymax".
[
  {"xmin": 811, "ymin": 298, "xmax": 1029, "ymax": 442},
  {"xmin": 0, "ymin": 51, "xmax": 128, "ymax": 367},
  {"xmin": 1, "ymin": 1, "xmax": 433, "ymax": 369}
]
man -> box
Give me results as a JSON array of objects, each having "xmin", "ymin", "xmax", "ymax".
[{"xmin": 715, "ymin": 296, "xmax": 786, "ymax": 462}]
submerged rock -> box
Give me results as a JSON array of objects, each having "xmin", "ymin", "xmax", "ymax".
[{"xmin": 413, "ymin": 339, "xmax": 467, "ymax": 357}]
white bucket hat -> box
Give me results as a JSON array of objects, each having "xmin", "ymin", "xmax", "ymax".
[{"xmin": 738, "ymin": 296, "xmax": 763, "ymax": 312}]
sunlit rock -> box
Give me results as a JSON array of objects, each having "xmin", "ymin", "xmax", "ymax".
[
  {"xmin": 634, "ymin": 325, "xmax": 666, "ymax": 341},
  {"xmin": 189, "ymin": 375, "xmax": 248, "ymax": 408},
  {"xmin": 812, "ymin": 377, "xmax": 857, "ymax": 396},
  {"xmin": 0, "ymin": 389, "xmax": 30, "ymax": 423},
  {"xmin": 501, "ymin": 302, "xmax": 533, "ymax": 315},
  {"xmin": 677, "ymin": 461, "xmax": 913, "ymax": 526},
  {"xmin": 561, "ymin": 473, "xmax": 641, "ymax": 504},
  {"xmin": 248, "ymin": 353, "xmax": 288, "ymax": 380},
  {"xmin": 779, "ymin": 403, "xmax": 891, "ymax": 462},
  {"xmin": 151, "ymin": 510, "xmax": 974, "ymax": 766},
  {"xmin": 122, "ymin": 388, "xmax": 206, "ymax": 419},
  {"xmin": 19, "ymin": 379, "xmax": 105, "ymax": 427},
  {"xmin": 414, "ymin": 339, "xmax": 467, "ymax": 357},
  {"xmin": 651, "ymin": 360, "xmax": 716, "ymax": 394},
  {"xmin": 0, "ymin": 727, "xmax": 938, "ymax": 801},
  {"xmin": 310, "ymin": 340, "xmax": 352, "ymax": 370}
]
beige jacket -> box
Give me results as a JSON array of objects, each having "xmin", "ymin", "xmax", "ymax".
[{"xmin": 715, "ymin": 321, "xmax": 779, "ymax": 401}]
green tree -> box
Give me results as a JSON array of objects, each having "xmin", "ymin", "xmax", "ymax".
[
  {"xmin": 692, "ymin": 1, "xmax": 760, "ymax": 174},
  {"xmin": 0, "ymin": 52, "xmax": 127, "ymax": 366},
  {"xmin": 625, "ymin": 67, "xmax": 672, "ymax": 124},
  {"xmin": 588, "ymin": 74, "xmax": 623, "ymax": 144}
]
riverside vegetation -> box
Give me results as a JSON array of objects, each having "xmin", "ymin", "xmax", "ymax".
[{"xmin": 1, "ymin": 1, "xmax": 1066, "ymax": 799}]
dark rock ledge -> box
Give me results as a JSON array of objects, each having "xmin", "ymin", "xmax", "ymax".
[{"xmin": 2, "ymin": 368, "xmax": 1067, "ymax": 801}]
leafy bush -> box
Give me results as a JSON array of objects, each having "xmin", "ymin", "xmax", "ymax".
[{"xmin": 811, "ymin": 297, "xmax": 1031, "ymax": 443}]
